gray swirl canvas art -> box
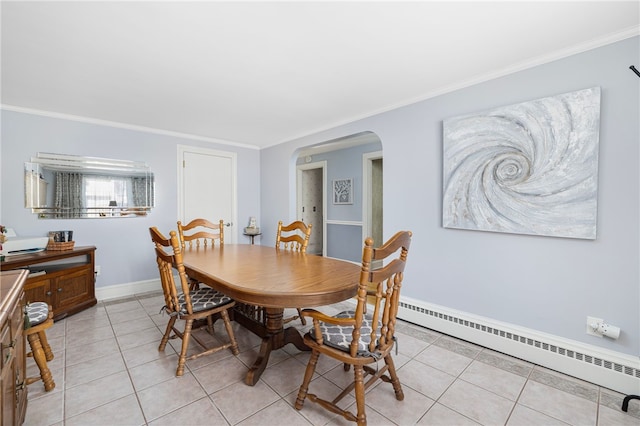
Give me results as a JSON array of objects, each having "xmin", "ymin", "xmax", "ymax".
[{"xmin": 443, "ymin": 87, "xmax": 600, "ymax": 239}]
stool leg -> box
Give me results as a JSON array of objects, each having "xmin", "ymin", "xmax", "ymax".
[
  {"xmin": 27, "ymin": 333, "xmax": 55, "ymax": 391},
  {"xmin": 38, "ymin": 330, "xmax": 54, "ymax": 362}
]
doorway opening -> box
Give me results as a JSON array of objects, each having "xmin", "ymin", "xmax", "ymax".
[
  {"xmin": 297, "ymin": 162, "xmax": 326, "ymax": 255},
  {"xmin": 296, "ymin": 132, "xmax": 382, "ymax": 261},
  {"xmin": 363, "ymin": 151, "xmax": 383, "ymax": 246}
]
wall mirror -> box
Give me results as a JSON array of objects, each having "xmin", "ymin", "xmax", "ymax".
[{"xmin": 25, "ymin": 153, "xmax": 154, "ymax": 219}]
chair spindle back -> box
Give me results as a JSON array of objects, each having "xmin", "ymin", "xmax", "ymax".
[
  {"xmin": 352, "ymin": 231, "xmax": 411, "ymax": 357},
  {"xmin": 149, "ymin": 226, "xmax": 194, "ymax": 315},
  {"xmin": 275, "ymin": 220, "xmax": 312, "ymax": 252},
  {"xmin": 177, "ymin": 218, "xmax": 225, "ymax": 250}
]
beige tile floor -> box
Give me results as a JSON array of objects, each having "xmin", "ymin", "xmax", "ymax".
[{"xmin": 24, "ymin": 292, "xmax": 640, "ymax": 425}]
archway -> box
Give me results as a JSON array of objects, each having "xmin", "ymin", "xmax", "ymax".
[{"xmin": 295, "ymin": 132, "xmax": 382, "ymax": 260}]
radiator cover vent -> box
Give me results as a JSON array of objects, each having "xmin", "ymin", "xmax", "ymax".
[{"xmin": 399, "ymin": 301, "xmax": 639, "ymax": 380}]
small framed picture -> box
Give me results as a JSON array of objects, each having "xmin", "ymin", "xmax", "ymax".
[{"xmin": 332, "ymin": 178, "xmax": 353, "ymax": 205}]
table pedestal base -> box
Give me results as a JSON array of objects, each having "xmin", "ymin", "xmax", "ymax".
[
  {"xmin": 234, "ymin": 305, "xmax": 310, "ymax": 386},
  {"xmin": 245, "ymin": 326, "xmax": 308, "ymax": 385}
]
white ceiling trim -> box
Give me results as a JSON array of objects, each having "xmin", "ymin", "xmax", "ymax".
[
  {"xmin": 3, "ymin": 24, "xmax": 638, "ymax": 151},
  {"xmin": 0, "ymin": 104, "xmax": 260, "ymax": 150},
  {"xmin": 263, "ymin": 25, "xmax": 640, "ymax": 149}
]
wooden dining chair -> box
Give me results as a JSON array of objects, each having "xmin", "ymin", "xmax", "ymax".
[
  {"xmin": 276, "ymin": 220, "xmax": 312, "ymax": 325},
  {"xmin": 177, "ymin": 218, "xmax": 225, "ymax": 290},
  {"xmin": 275, "ymin": 220, "xmax": 312, "ymax": 253},
  {"xmin": 295, "ymin": 230, "xmax": 412, "ymax": 425},
  {"xmin": 149, "ymin": 226, "xmax": 239, "ymax": 376},
  {"xmin": 177, "ymin": 218, "xmax": 225, "ymax": 250}
]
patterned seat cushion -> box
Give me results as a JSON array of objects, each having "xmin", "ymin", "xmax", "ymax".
[
  {"xmin": 314, "ymin": 310, "xmax": 382, "ymax": 356},
  {"xmin": 26, "ymin": 301, "xmax": 49, "ymax": 326},
  {"xmin": 178, "ymin": 287, "xmax": 232, "ymax": 314}
]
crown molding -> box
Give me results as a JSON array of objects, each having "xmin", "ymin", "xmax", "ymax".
[{"xmin": 0, "ymin": 104, "xmax": 260, "ymax": 151}]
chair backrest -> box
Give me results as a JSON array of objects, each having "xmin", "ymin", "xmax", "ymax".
[
  {"xmin": 149, "ymin": 227, "xmax": 194, "ymax": 315},
  {"xmin": 350, "ymin": 230, "xmax": 412, "ymax": 358},
  {"xmin": 275, "ymin": 220, "xmax": 312, "ymax": 252},
  {"xmin": 177, "ymin": 218, "xmax": 225, "ymax": 250}
]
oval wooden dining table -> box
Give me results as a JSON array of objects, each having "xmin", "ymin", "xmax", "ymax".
[{"xmin": 182, "ymin": 244, "xmax": 360, "ymax": 385}]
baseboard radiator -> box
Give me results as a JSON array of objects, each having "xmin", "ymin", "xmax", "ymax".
[{"xmin": 397, "ymin": 296, "xmax": 640, "ymax": 396}]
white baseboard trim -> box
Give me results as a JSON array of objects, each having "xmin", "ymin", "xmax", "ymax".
[
  {"xmin": 398, "ymin": 296, "xmax": 640, "ymax": 396},
  {"xmin": 95, "ymin": 279, "xmax": 160, "ymax": 302}
]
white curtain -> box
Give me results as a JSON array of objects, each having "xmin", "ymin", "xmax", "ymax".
[
  {"xmin": 54, "ymin": 173, "xmax": 149, "ymax": 217},
  {"xmin": 84, "ymin": 175, "xmax": 129, "ymax": 216}
]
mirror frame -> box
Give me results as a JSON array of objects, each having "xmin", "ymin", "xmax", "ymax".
[{"xmin": 25, "ymin": 153, "xmax": 155, "ymax": 219}]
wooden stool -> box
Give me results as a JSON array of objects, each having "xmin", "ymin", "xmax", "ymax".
[{"xmin": 24, "ymin": 302, "xmax": 55, "ymax": 391}]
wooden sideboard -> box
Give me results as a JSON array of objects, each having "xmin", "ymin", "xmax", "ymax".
[
  {"xmin": 0, "ymin": 247, "xmax": 97, "ymax": 321},
  {"xmin": 0, "ymin": 270, "xmax": 28, "ymax": 425}
]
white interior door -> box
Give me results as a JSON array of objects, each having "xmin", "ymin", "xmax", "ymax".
[{"xmin": 178, "ymin": 145, "xmax": 237, "ymax": 243}]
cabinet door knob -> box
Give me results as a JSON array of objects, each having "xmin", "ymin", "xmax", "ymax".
[
  {"xmin": 46, "ymin": 291, "xmax": 52, "ymax": 296},
  {"xmin": 57, "ymin": 288, "xmax": 63, "ymax": 292}
]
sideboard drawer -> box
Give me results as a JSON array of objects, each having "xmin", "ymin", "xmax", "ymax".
[
  {"xmin": 0, "ymin": 317, "xmax": 11, "ymax": 371},
  {"xmin": 0, "ymin": 269, "xmax": 28, "ymax": 425}
]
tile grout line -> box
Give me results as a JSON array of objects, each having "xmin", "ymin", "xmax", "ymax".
[
  {"xmin": 115, "ymin": 299, "xmax": 151, "ymax": 426},
  {"xmin": 25, "ymin": 294, "xmax": 639, "ymax": 425}
]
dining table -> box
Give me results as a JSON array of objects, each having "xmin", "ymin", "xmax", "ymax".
[{"xmin": 182, "ymin": 244, "xmax": 360, "ymax": 385}]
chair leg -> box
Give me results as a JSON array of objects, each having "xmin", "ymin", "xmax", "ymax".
[
  {"xmin": 189, "ymin": 278, "xmax": 200, "ymax": 291},
  {"xmin": 26, "ymin": 333, "xmax": 55, "ymax": 391},
  {"xmin": 159, "ymin": 316, "xmax": 177, "ymax": 351},
  {"xmin": 297, "ymin": 308, "xmax": 306, "ymax": 326},
  {"xmin": 38, "ymin": 330, "xmax": 54, "ymax": 362},
  {"xmin": 384, "ymin": 354, "xmax": 404, "ymax": 401},
  {"xmin": 295, "ymin": 350, "xmax": 320, "ymax": 409},
  {"xmin": 206, "ymin": 315, "xmax": 215, "ymax": 335},
  {"xmin": 176, "ymin": 319, "xmax": 193, "ymax": 376},
  {"xmin": 220, "ymin": 310, "xmax": 239, "ymax": 355},
  {"xmin": 353, "ymin": 365, "xmax": 366, "ymax": 426}
]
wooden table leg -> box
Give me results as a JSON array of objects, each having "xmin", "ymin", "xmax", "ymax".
[
  {"xmin": 245, "ymin": 338, "xmax": 272, "ymax": 385},
  {"xmin": 244, "ymin": 307, "xmax": 310, "ymax": 386},
  {"xmin": 245, "ymin": 308, "xmax": 281, "ymax": 385},
  {"xmin": 282, "ymin": 326, "xmax": 309, "ymax": 351}
]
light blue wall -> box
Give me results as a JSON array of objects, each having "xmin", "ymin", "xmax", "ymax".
[
  {"xmin": 0, "ymin": 112, "xmax": 261, "ymax": 288},
  {"xmin": 326, "ymin": 224, "xmax": 363, "ymax": 263},
  {"xmin": 294, "ymin": 141, "xmax": 382, "ymax": 261},
  {"xmin": 260, "ymin": 37, "xmax": 640, "ymax": 356},
  {"xmin": 1, "ymin": 37, "xmax": 637, "ymax": 357}
]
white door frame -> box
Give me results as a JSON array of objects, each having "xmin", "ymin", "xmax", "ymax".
[
  {"xmin": 296, "ymin": 161, "xmax": 327, "ymax": 256},
  {"xmin": 362, "ymin": 151, "xmax": 383, "ymax": 244},
  {"xmin": 177, "ymin": 144, "xmax": 238, "ymax": 243}
]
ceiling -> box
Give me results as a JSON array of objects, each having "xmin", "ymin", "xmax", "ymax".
[{"xmin": 2, "ymin": 1, "xmax": 638, "ymax": 149}]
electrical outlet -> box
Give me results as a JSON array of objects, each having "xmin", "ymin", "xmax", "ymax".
[
  {"xmin": 586, "ymin": 316, "xmax": 603, "ymax": 337},
  {"xmin": 95, "ymin": 265, "xmax": 101, "ymax": 276}
]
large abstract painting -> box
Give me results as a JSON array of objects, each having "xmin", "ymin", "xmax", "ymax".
[{"xmin": 442, "ymin": 87, "xmax": 601, "ymax": 239}]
